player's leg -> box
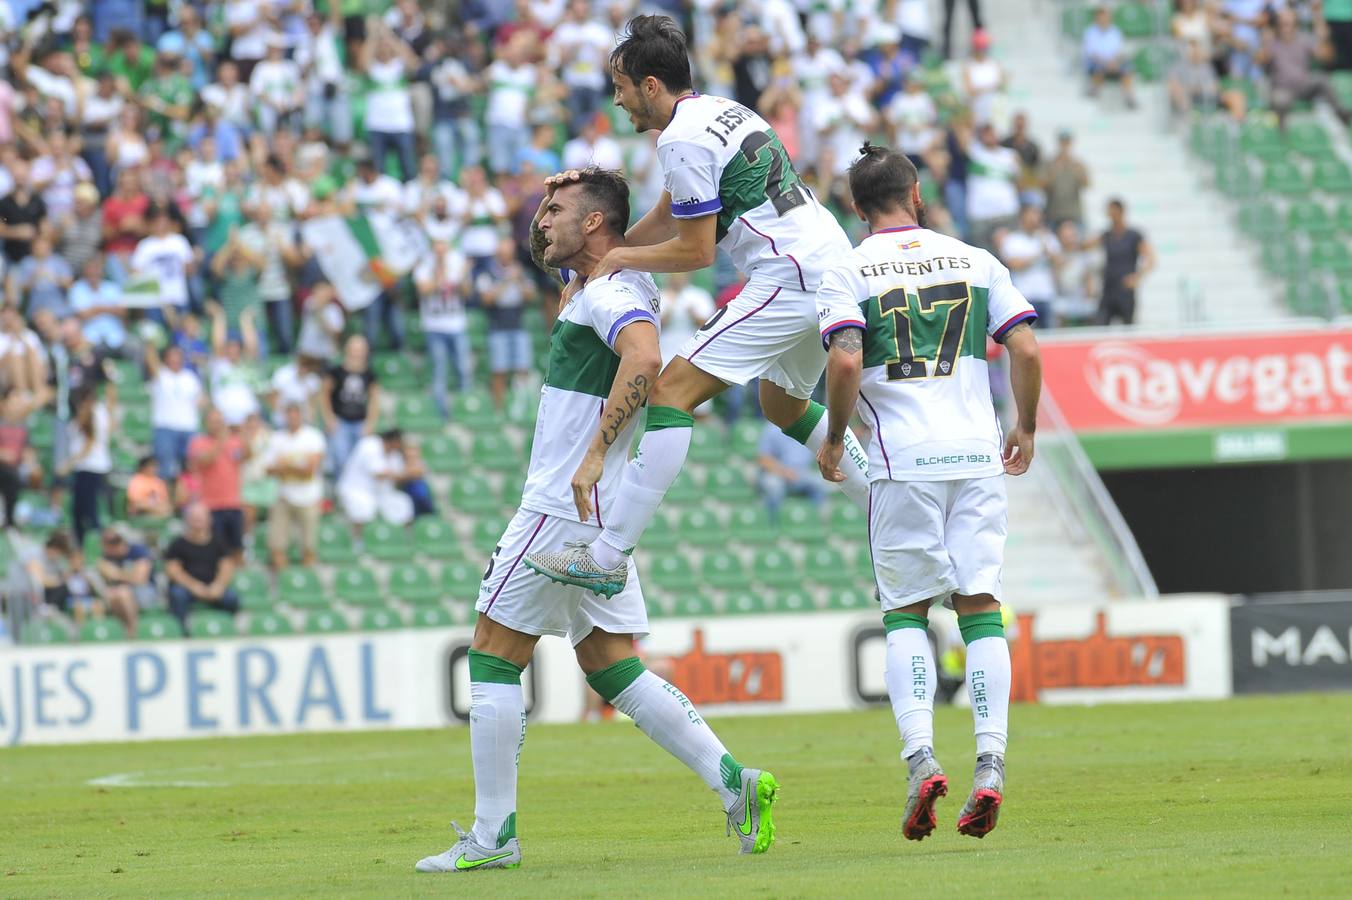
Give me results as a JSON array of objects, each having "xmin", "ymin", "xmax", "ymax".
[
  {"xmin": 416, "ymin": 614, "xmax": 536, "ymax": 873},
  {"xmin": 573, "ymin": 627, "xmax": 779, "ymax": 855},
  {"xmin": 871, "ymin": 479, "xmax": 956, "ymax": 840},
  {"xmin": 946, "ymin": 474, "xmax": 1011, "ymax": 838}
]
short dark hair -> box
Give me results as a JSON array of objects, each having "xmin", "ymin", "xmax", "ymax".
[
  {"xmin": 1108, "ymin": 197, "xmax": 1126, "ymax": 212},
  {"xmin": 611, "ymin": 14, "xmax": 693, "ymax": 93},
  {"xmin": 847, "ymin": 142, "xmax": 920, "ymax": 219},
  {"xmin": 571, "ymin": 167, "xmax": 631, "ymax": 235},
  {"xmin": 380, "ymin": 428, "xmax": 404, "ymax": 444}
]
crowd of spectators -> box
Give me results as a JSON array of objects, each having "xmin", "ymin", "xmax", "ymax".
[{"xmin": 0, "ymin": 0, "xmax": 1160, "ymax": 639}]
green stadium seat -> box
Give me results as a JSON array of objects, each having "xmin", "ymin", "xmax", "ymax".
[
  {"xmin": 687, "ymin": 426, "xmax": 726, "ymax": 464},
  {"xmin": 853, "ymin": 546, "xmax": 875, "ymax": 581},
  {"xmin": 1340, "ymin": 282, "xmax": 1352, "ymax": 313},
  {"xmin": 472, "ymin": 433, "xmax": 522, "ymax": 472},
  {"xmin": 1240, "ymin": 122, "xmax": 1284, "ymax": 162},
  {"xmin": 665, "ymin": 470, "xmax": 701, "ymax": 505},
  {"xmin": 1309, "ymin": 240, "xmax": 1352, "ymax": 275},
  {"xmin": 678, "ymin": 508, "xmax": 725, "ymax": 547},
  {"xmin": 1315, "ymin": 160, "xmax": 1352, "ymax": 193},
  {"xmin": 234, "ymin": 568, "xmax": 274, "ymax": 611},
  {"xmin": 1289, "ymin": 121, "xmax": 1332, "ymax": 157},
  {"xmin": 449, "ymin": 475, "xmax": 503, "ymax": 516},
  {"xmin": 644, "ymin": 511, "xmax": 681, "ymax": 552},
  {"xmin": 421, "ymin": 434, "xmax": 465, "ymax": 474},
  {"xmin": 828, "ymin": 588, "xmax": 876, "ymax": 611},
  {"xmin": 397, "ymin": 396, "xmax": 442, "ymax": 434},
  {"xmin": 1287, "ymin": 282, "xmax": 1332, "ymax": 318},
  {"xmin": 830, "ymin": 501, "xmax": 868, "ymax": 541},
  {"xmin": 752, "ymin": 548, "xmax": 801, "ymax": 589},
  {"xmin": 779, "ymin": 500, "xmax": 824, "ymax": 543},
  {"xmin": 1132, "ymin": 45, "xmax": 1169, "ymax": 83},
  {"xmin": 705, "ymin": 467, "xmax": 755, "ymax": 503},
  {"xmin": 1189, "ymin": 119, "xmax": 1231, "ymax": 164},
  {"xmin": 316, "ymin": 520, "xmax": 354, "ymax": 564},
  {"xmin": 1260, "ymin": 241, "xmax": 1303, "ymax": 279},
  {"xmin": 305, "ymin": 610, "xmax": 349, "ymax": 634},
  {"xmin": 725, "ymin": 591, "xmax": 769, "ymax": 615},
  {"xmin": 1114, "ymin": 2, "xmax": 1156, "ymax": 37},
  {"xmin": 472, "ymin": 518, "xmax": 507, "ymax": 555},
  {"xmin": 1287, "ymin": 201, "xmax": 1334, "ymax": 237},
  {"xmin": 121, "ymin": 405, "xmax": 152, "ymax": 444},
  {"xmin": 1061, "ymin": 4, "xmax": 1093, "ymax": 37},
  {"xmin": 442, "ymin": 560, "xmax": 483, "ymax": 599},
  {"xmin": 361, "ymin": 606, "xmax": 405, "ymax": 630},
  {"xmin": 1214, "ymin": 164, "xmax": 1255, "ymax": 198},
  {"xmin": 803, "ymin": 546, "xmax": 848, "ymax": 586},
  {"xmin": 701, "ymin": 549, "xmax": 752, "ymax": 592},
  {"xmin": 731, "ymin": 419, "xmax": 764, "ymax": 458},
  {"xmin": 277, "ymin": 567, "xmax": 326, "ymax": 609},
  {"xmin": 80, "ymin": 618, "xmax": 125, "ymax": 642},
  {"xmin": 1263, "ymin": 162, "xmax": 1309, "ymax": 196},
  {"xmin": 137, "ymin": 613, "xmax": 180, "ymax": 640},
  {"xmin": 411, "ymin": 605, "xmax": 455, "ymax": 628},
  {"xmin": 670, "ymin": 594, "xmax": 716, "ymax": 617},
  {"xmin": 26, "ymin": 413, "xmax": 55, "ymax": 453},
  {"xmin": 649, "ymin": 552, "xmax": 699, "ymax": 593},
  {"xmin": 390, "ymin": 565, "xmax": 441, "ymax": 605},
  {"xmin": 248, "ymin": 612, "xmax": 294, "ymax": 636},
  {"xmin": 365, "ymin": 520, "xmax": 414, "ymax": 562},
  {"xmin": 414, "ymin": 516, "xmax": 460, "ymax": 559},
  {"xmin": 452, "ymin": 391, "xmax": 498, "ymax": 428},
  {"xmin": 188, "ymin": 611, "xmax": 237, "ymax": 638},
  {"xmin": 770, "ymin": 588, "xmax": 816, "ymax": 614},
  {"xmin": 374, "ymin": 354, "xmax": 418, "ymax": 389},
  {"xmin": 1237, "ymin": 200, "xmax": 1280, "ymax": 238},
  {"xmin": 334, "ymin": 566, "xmax": 382, "ymax": 606},
  {"xmin": 1336, "ymin": 201, "xmax": 1352, "ymax": 232},
  {"xmin": 727, "ymin": 505, "xmax": 777, "ymax": 546}
]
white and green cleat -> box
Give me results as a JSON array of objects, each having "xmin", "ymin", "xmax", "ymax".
[
  {"xmin": 726, "ymin": 768, "xmax": 779, "ymax": 854},
  {"xmin": 415, "ymin": 821, "xmax": 522, "ymax": 873},
  {"xmin": 523, "ymin": 541, "xmax": 628, "ymax": 598}
]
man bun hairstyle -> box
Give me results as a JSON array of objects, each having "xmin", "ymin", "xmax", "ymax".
[
  {"xmin": 848, "ymin": 142, "xmax": 921, "ymax": 219},
  {"xmin": 611, "ymin": 14, "xmax": 693, "ymax": 93},
  {"xmin": 573, "ymin": 166, "xmax": 631, "ymax": 235}
]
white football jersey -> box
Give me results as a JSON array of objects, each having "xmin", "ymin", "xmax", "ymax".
[
  {"xmin": 817, "ymin": 225, "xmax": 1037, "ymax": 482},
  {"xmin": 519, "ymin": 269, "xmax": 661, "ymax": 523},
  {"xmin": 660, "ymin": 92, "xmax": 849, "ymax": 290}
]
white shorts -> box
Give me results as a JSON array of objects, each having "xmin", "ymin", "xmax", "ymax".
[
  {"xmin": 677, "ymin": 276, "xmax": 826, "ymax": 401},
  {"xmin": 339, "ymin": 484, "xmax": 413, "ymax": 526},
  {"xmin": 868, "ymin": 476, "xmax": 1007, "ymax": 611},
  {"xmin": 475, "ymin": 507, "xmax": 649, "ymax": 645}
]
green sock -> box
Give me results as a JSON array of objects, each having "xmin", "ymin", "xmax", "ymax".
[
  {"xmin": 720, "ymin": 754, "xmax": 744, "ymax": 793},
  {"xmin": 883, "ymin": 611, "xmax": 930, "ymax": 632},
  {"xmin": 957, "ymin": 611, "xmax": 1005, "ymax": 644},
  {"xmin": 783, "ymin": 401, "xmax": 826, "ymax": 445},
  {"xmin": 585, "ymin": 656, "xmax": 646, "ymax": 702},
  {"xmin": 467, "ymin": 648, "xmax": 524, "ymax": 684}
]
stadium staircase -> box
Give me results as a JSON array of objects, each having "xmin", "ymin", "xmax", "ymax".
[{"xmin": 991, "ymin": 0, "xmax": 1286, "ymax": 326}]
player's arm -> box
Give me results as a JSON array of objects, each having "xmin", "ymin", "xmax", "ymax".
[
  {"xmin": 594, "ymin": 144, "xmax": 720, "ymax": 277},
  {"xmin": 815, "ymin": 262, "xmax": 869, "ymax": 481},
  {"xmin": 624, "ymin": 190, "xmax": 678, "ymax": 247},
  {"xmin": 1001, "ymin": 323, "xmax": 1041, "ymax": 476},
  {"xmin": 571, "ymin": 319, "xmax": 662, "ymax": 523},
  {"xmin": 597, "ymin": 213, "xmax": 716, "ymax": 277}
]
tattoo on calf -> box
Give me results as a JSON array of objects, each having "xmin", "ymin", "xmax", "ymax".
[
  {"xmin": 600, "ymin": 374, "xmax": 650, "ymax": 447},
  {"xmin": 829, "ymin": 327, "xmax": 864, "ymax": 354}
]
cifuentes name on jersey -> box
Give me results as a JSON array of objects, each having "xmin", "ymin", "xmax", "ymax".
[
  {"xmin": 816, "ymin": 226, "xmax": 1037, "ymax": 482},
  {"xmin": 518, "ymin": 270, "xmax": 660, "ymax": 523},
  {"xmin": 660, "ymin": 93, "xmax": 849, "ymax": 291}
]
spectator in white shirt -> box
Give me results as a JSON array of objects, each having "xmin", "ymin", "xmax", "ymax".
[
  {"xmin": 250, "ymin": 36, "xmax": 304, "ymax": 137},
  {"xmin": 814, "ymin": 70, "xmax": 878, "ymax": 178},
  {"xmin": 264, "ymin": 401, "xmax": 326, "ymax": 569},
  {"xmin": 359, "ymin": 22, "xmax": 420, "ymax": 181},
  {"xmin": 551, "ymin": 0, "xmax": 613, "ymax": 129},
  {"xmin": 347, "ymin": 157, "xmax": 404, "ymax": 216},
  {"xmin": 887, "ymin": 77, "xmax": 940, "ymax": 165},
  {"xmin": 338, "ymin": 429, "xmax": 415, "ymax": 532},
  {"xmin": 562, "ymin": 113, "xmax": 625, "ymax": 173},
  {"xmin": 63, "ymin": 388, "xmax": 112, "ymax": 545},
  {"xmin": 999, "ymin": 204, "xmax": 1062, "ymax": 328},
  {"xmin": 1083, "ymin": 5, "xmax": 1138, "ymax": 108},
  {"xmin": 484, "ymin": 33, "xmax": 538, "ymax": 176},
  {"xmin": 966, "ymin": 123, "xmax": 1022, "ymax": 252},
  {"xmin": 268, "ymin": 355, "xmax": 325, "ymax": 429},
  {"xmin": 415, "ymin": 238, "xmax": 473, "ymax": 420},
  {"xmin": 459, "ymin": 165, "xmax": 509, "ymax": 283},
  {"xmin": 130, "ymin": 205, "xmax": 196, "ymax": 318},
  {"xmin": 961, "ymin": 29, "xmax": 1006, "ymax": 125},
  {"xmin": 145, "ymin": 341, "xmax": 204, "ymax": 479}
]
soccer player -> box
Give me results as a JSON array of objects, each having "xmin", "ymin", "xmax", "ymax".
[
  {"xmin": 523, "ymin": 14, "xmax": 870, "ymax": 598},
  {"xmin": 415, "ymin": 168, "xmax": 777, "ymax": 874},
  {"xmin": 815, "ymin": 144, "xmax": 1042, "ymax": 841}
]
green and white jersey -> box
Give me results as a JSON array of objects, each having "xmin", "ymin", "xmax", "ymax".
[
  {"xmin": 661, "ymin": 93, "xmax": 849, "ymax": 291},
  {"xmin": 519, "ymin": 269, "xmax": 661, "ymax": 524},
  {"xmin": 816, "ymin": 226, "xmax": 1037, "ymax": 482}
]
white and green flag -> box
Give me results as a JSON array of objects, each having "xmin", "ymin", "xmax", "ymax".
[{"xmin": 300, "ymin": 213, "xmax": 430, "ymax": 311}]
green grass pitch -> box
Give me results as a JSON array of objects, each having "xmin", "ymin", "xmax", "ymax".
[{"xmin": 3, "ymin": 694, "xmax": 1349, "ymax": 897}]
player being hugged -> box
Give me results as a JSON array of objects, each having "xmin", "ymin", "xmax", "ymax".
[
  {"xmin": 815, "ymin": 144, "xmax": 1042, "ymax": 842},
  {"xmin": 524, "ymin": 14, "xmax": 871, "ymax": 598},
  {"xmin": 415, "ymin": 168, "xmax": 778, "ymax": 875}
]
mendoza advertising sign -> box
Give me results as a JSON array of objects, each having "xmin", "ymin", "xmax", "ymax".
[{"xmin": 1230, "ymin": 596, "xmax": 1352, "ymax": 694}]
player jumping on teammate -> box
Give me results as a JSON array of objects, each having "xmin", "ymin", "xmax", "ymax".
[
  {"xmin": 524, "ymin": 14, "xmax": 871, "ymax": 598},
  {"xmin": 415, "ymin": 168, "xmax": 777, "ymax": 874},
  {"xmin": 816, "ymin": 144, "xmax": 1042, "ymax": 841}
]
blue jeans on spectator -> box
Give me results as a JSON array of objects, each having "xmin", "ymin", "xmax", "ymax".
[
  {"xmin": 486, "ymin": 122, "xmax": 530, "ymax": 176},
  {"xmin": 401, "ymin": 479, "xmax": 437, "ymax": 518},
  {"xmin": 94, "ymin": 0, "xmax": 143, "ymax": 42},
  {"xmin": 944, "ymin": 178, "xmax": 970, "ymax": 241},
  {"xmin": 83, "ymin": 146, "xmax": 112, "ymax": 198},
  {"xmin": 757, "ymin": 470, "xmax": 827, "ymax": 523},
  {"xmin": 307, "ymin": 86, "xmax": 353, "ymax": 144},
  {"xmin": 488, "ymin": 329, "xmax": 531, "ymax": 374},
  {"xmin": 328, "ymin": 419, "xmax": 365, "ymax": 477},
  {"xmin": 566, "ymin": 86, "xmax": 605, "ymax": 131},
  {"xmin": 426, "ymin": 330, "xmax": 472, "ymax": 420},
  {"xmin": 169, "ymin": 583, "xmax": 240, "ymax": 636},
  {"xmin": 264, "ymin": 298, "xmax": 294, "ymax": 356},
  {"xmin": 71, "ymin": 470, "xmax": 105, "ymax": 545},
  {"xmin": 432, "ymin": 117, "xmax": 482, "ymax": 178},
  {"xmin": 368, "ymin": 129, "xmax": 416, "ymax": 181},
  {"xmin": 153, "ymin": 427, "xmax": 195, "ymax": 480},
  {"xmin": 364, "ymin": 290, "xmax": 405, "ymax": 351}
]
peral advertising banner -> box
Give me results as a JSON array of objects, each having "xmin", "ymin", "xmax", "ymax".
[
  {"xmin": 1039, "ymin": 328, "xmax": 1352, "ymax": 431},
  {"xmin": 0, "ymin": 600, "xmax": 1232, "ymax": 747},
  {"xmin": 1231, "ymin": 598, "xmax": 1352, "ymax": 694}
]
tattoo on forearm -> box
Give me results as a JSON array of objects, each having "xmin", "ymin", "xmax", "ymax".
[
  {"xmin": 600, "ymin": 374, "xmax": 650, "ymax": 447},
  {"xmin": 528, "ymin": 223, "xmax": 554, "ymax": 278},
  {"xmin": 829, "ymin": 327, "xmax": 864, "ymax": 353}
]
